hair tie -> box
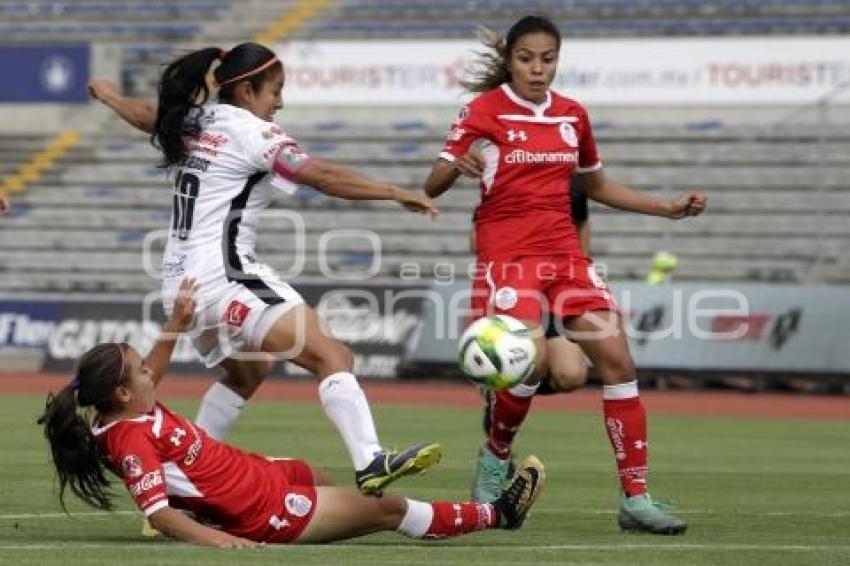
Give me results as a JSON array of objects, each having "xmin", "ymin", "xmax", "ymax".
[
  {"xmin": 216, "ymin": 56, "xmax": 279, "ymax": 87},
  {"xmin": 69, "ymin": 377, "xmax": 81, "ymax": 391}
]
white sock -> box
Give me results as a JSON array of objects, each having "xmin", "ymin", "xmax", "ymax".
[
  {"xmin": 508, "ymin": 381, "xmax": 540, "ymax": 398},
  {"xmin": 603, "ymin": 380, "xmax": 639, "ymax": 400},
  {"xmin": 397, "ymin": 499, "xmax": 433, "ymax": 538},
  {"xmin": 194, "ymin": 382, "xmax": 246, "ymax": 440},
  {"xmin": 318, "ymin": 372, "xmax": 383, "ymax": 470}
]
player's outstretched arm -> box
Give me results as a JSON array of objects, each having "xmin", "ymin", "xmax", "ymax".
[
  {"xmin": 293, "ymin": 159, "xmax": 439, "ymax": 218},
  {"xmin": 581, "ymin": 169, "xmax": 707, "ymax": 219},
  {"xmin": 148, "ymin": 506, "xmax": 261, "ymax": 549},
  {"xmin": 87, "ymin": 80, "xmax": 156, "ymax": 134},
  {"xmin": 145, "ymin": 278, "xmax": 198, "ymax": 387},
  {"xmin": 423, "ymin": 158, "xmax": 463, "ymax": 198}
]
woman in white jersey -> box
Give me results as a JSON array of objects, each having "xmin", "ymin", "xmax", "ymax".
[{"xmin": 88, "ymin": 42, "xmax": 440, "ymax": 494}]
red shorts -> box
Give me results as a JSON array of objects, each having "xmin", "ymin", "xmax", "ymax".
[
  {"xmin": 471, "ymin": 255, "xmax": 617, "ymax": 324},
  {"xmin": 235, "ymin": 458, "xmax": 318, "ymax": 544}
]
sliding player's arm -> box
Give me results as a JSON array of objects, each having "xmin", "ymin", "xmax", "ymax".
[{"xmin": 145, "ymin": 279, "xmax": 197, "ymax": 387}]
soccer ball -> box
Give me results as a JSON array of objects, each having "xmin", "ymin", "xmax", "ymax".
[{"xmin": 458, "ymin": 315, "xmax": 536, "ymax": 390}]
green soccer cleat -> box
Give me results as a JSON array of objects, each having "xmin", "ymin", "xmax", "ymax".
[
  {"xmin": 618, "ymin": 493, "xmax": 688, "ymax": 535},
  {"xmin": 355, "ymin": 443, "xmax": 442, "ymax": 496},
  {"xmin": 472, "ymin": 445, "xmax": 513, "ymax": 503},
  {"xmin": 493, "ymin": 455, "xmax": 546, "ymax": 529}
]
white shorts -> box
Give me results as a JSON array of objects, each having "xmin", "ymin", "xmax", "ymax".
[{"xmin": 164, "ymin": 265, "xmax": 304, "ymax": 368}]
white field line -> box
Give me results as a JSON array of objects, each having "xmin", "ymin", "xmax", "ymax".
[
  {"xmin": 0, "ymin": 543, "xmax": 848, "ymax": 552},
  {"xmin": 2, "ymin": 509, "xmax": 849, "ymax": 521}
]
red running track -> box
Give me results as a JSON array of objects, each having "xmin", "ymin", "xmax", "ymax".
[{"xmin": 3, "ymin": 373, "xmax": 848, "ymax": 421}]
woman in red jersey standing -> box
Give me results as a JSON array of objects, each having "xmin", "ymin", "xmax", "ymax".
[{"xmin": 424, "ymin": 15, "xmax": 706, "ymax": 535}]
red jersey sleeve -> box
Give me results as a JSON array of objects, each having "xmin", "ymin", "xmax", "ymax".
[
  {"xmin": 439, "ymin": 102, "xmax": 491, "ymax": 162},
  {"xmin": 576, "ymin": 108, "xmax": 602, "ymax": 174},
  {"xmin": 108, "ymin": 427, "xmax": 169, "ymax": 517}
]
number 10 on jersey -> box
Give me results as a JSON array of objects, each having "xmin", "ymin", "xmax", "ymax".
[{"xmin": 172, "ymin": 171, "xmax": 200, "ymax": 240}]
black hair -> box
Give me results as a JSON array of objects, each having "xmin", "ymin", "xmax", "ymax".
[
  {"xmin": 462, "ymin": 15, "xmax": 562, "ymax": 93},
  {"xmin": 38, "ymin": 343, "xmax": 129, "ymax": 511},
  {"xmin": 152, "ymin": 42, "xmax": 282, "ymax": 167}
]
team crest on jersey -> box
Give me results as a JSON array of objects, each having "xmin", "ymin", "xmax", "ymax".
[
  {"xmin": 559, "ymin": 122, "xmax": 578, "ymax": 147},
  {"xmin": 222, "ymin": 300, "xmax": 251, "ymax": 328},
  {"xmin": 121, "ymin": 455, "xmax": 144, "ymax": 479},
  {"xmin": 284, "ymin": 493, "xmax": 313, "ymax": 517},
  {"xmin": 494, "ymin": 287, "xmax": 518, "ymax": 310}
]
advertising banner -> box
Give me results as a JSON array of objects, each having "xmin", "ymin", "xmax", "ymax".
[
  {"xmin": 275, "ymin": 38, "xmax": 850, "ymax": 106},
  {"xmin": 411, "ymin": 281, "xmax": 850, "ymax": 374},
  {"xmin": 0, "ymin": 283, "xmax": 427, "ymax": 378},
  {"xmin": 0, "ymin": 45, "xmax": 90, "ymax": 103}
]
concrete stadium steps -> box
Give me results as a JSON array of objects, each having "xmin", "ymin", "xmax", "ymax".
[
  {"xmin": 13, "ymin": 186, "xmax": 850, "ymax": 216},
  {"xmin": 3, "ymin": 119, "xmax": 849, "ymax": 292},
  {"xmin": 293, "ymin": 0, "xmax": 850, "ymax": 39},
  {"xmin": 0, "ymin": 249, "xmax": 830, "ymax": 289}
]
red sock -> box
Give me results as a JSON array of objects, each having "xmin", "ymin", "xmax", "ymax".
[
  {"xmin": 603, "ymin": 381, "xmax": 648, "ymax": 497},
  {"xmin": 424, "ymin": 502, "xmax": 498, "ymax": 539},
  {"xmin": 486, "ymin": 386, "xmax": 536, "ymax": 459}
]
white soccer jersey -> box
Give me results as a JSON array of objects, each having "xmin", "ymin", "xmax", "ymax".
[{"xmin": 161, "ymin": 103, "xmax": 313, "ymax": 297}]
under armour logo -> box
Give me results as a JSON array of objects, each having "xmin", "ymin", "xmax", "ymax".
[
  {"xmin": 269, "ymin": 514, "xmax": 290, "ymax": 531},
  {"xmin": 507, "ymin": 129, "xmax": 527, "ymax": 142}
]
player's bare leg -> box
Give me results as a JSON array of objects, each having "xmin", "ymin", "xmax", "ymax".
[
  {"xmin": 261, "ymin": 304, "xmax": 440, "ymax": 494},
  {"xmin": 544, "ymin": 336, "xmax": 588, "ymax": 393},
  {"xmin": 296, "ymin": 456, "xmax": 545, "ymax": 543},
  {"xmin": 567, "ymin": 310, "xmax": 686, "ymax": 535}
]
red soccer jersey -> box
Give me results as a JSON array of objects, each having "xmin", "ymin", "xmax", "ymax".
[
  {"xmin": 92, "ymin": 402, "xmax": 308, "ymax": 540},
  {"xmin": 440, "ymin": 84, "xmax": 602, "ymax": 261}
]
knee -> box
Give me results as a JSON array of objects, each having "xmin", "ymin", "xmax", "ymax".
[
  {"xmin": 547, "ymin": 363, "xmax": 587, "ymax": 392},
  {"xmin": 320, "ymin": 341, "xmax": 354, "ymax": 374},
  {"xmin": 303, "ymin": 340, "xmax": 353, "ymax": 377},
  {"xmin": 597, "ymin": 353, "xmax": 636, "ymax": 384}
]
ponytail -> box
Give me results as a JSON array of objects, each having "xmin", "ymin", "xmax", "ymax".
[
  {"xmin": 460, "ymin": 27, "xmax": 509, "ymax": 94},
  {"xmin": 38, "ymin": 343, "xmax": 129, "ymax": 511},
  {"xmin": 461, "ymin": 15, "xmax": 562, "ymax": 94},
  {"xmin": 152, "ymin": 42, "xmax": 282, "ymax": 168},
  {"xmin": 38, "ymin": 386, "xmax": 114, "ymax": 511},
  {"xmin": 152, "ymin": 47, "xmax": 221, "ymax": 168}
]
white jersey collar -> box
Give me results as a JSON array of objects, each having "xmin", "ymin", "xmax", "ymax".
[{"xmin": 500, "ymin": 84, "xmax": 552, "ymax": 118}]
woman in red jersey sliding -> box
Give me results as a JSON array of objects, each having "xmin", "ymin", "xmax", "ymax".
[
  {"xmin": 38, "ymin": 280, "xmax": 544, "ymax": 548},
  {"xmin": 424, "ymin": 15, "xmax": 706, "ymax": 535}
]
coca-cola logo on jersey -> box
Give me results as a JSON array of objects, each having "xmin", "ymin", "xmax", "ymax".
[
  {"xmin": 130, "ymin": 471, "xmax": 163, "ymax": 497},
  {"xmin": 505, "ymin": 150, "xmax": 578, "ymax": 165}
]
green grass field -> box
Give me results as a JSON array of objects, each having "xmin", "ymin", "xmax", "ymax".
[{"xmin": 1, "ymin": 392, "xmax": 848, "ymax": 565}]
